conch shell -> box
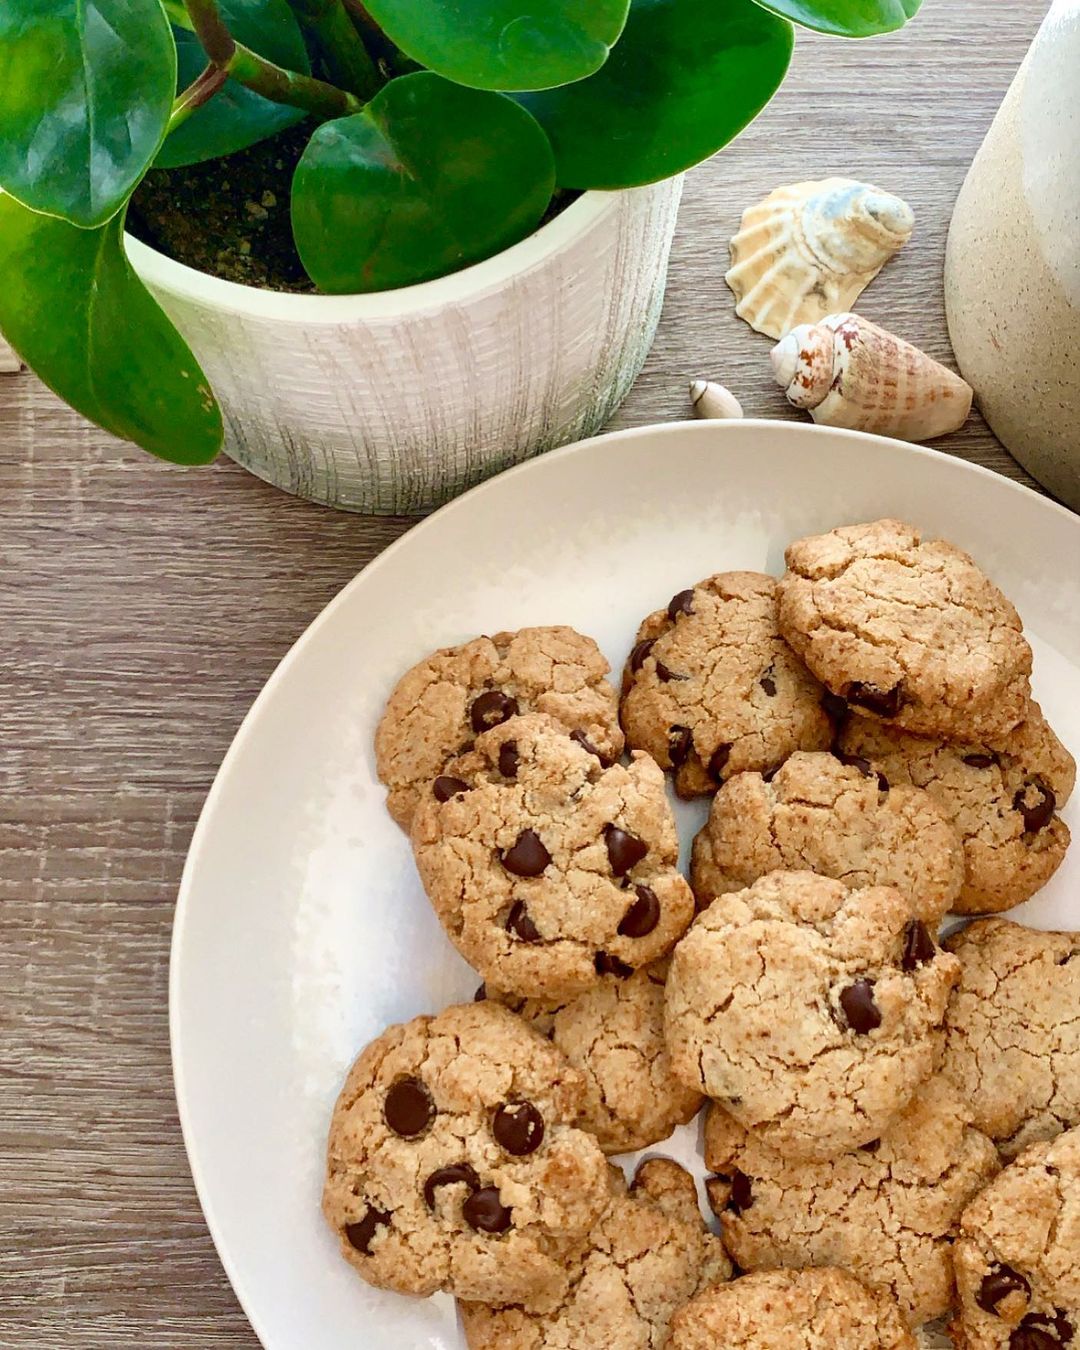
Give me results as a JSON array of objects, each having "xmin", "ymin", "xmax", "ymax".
[
  {"xmin": 726, "ymin": 178, "xmax": 914, "ymax": 339},
  {"xmin": 771, "ymin": 313, "xmax": 973, "ymax": 441},
  {"xmin": 689, "ymin": 380, "xmax": 744, "ymax": 420}
]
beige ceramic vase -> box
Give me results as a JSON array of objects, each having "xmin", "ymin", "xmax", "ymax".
[{"xmin": 945, "ymin": 0, "xmax": 1080, "ymax": 510}]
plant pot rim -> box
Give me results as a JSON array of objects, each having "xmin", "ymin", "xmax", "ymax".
[{"xmin": 127, "ymin": 186, "xmax": 644, "ymax": 324}]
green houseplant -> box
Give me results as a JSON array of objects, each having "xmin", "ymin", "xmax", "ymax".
[{"xmin": 0, "ymin": 0, "xmax": 922, "ymax": 473}]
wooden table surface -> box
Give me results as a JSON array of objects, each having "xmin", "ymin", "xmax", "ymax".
[{"xmin": 0, "ymin": 2, "xmax": 1056, "ymax": 1344}]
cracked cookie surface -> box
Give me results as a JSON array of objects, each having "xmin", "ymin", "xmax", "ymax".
[
  {"xmin": 704, "ymin": 1076, "xmax": 1001, "ymax": 1325},
  {"xmin": 484, "ymin": 961, "xmax": 703, "ymax": 1155},
  {"xmin": 839, "ymin": 704, "xmax": 1075, "ymax": 914},
  {"xmin": 620, "ymin": 571, "xmax": 832, "ymax": 798},
  {"xmin": 665, "ymin": 871, "xmax": 960, "ymax": 1160},
  {"xmin": 322, "ymin": 1000, "xmax": 613, "ymax": 1308},
  {"xmin": 459, "ymin": 1158, "xmax": 731, "ymax": 1350},
  {"xmin": 411, "ymin": 715, "xmax": 695, "ymax": 999},
  {"xmin": 940, "ymin": 919, "xmax": 1080, "ymax": 1158},
  {"xmin": 375, "ymin": 627, "xmax": 623, "ymax": 829},
  {"xmin": 690, "ymin": 751, "xmax": 963, "ymax": 923},
  {"xmin": 777, "ymin": 519, "xmax": 1032, "ymax": 741},
  {"xmin": 951, "ymin": 1126, "xmax": 1080, "ymax": 1350},
  {"xmin": 667, "ymin": 1266, "xmax": 917, "ymax": 1349}
]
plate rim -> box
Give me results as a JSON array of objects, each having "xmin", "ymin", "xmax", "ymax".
[{"xmin": 169, "ymin": 418, "xmax": 1077, "ymax": 1347}]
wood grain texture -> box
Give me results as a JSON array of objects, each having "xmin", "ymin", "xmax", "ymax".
[{"xmin": 0, "ymin": 3, "xmax": 1057, "ymax": 1345}]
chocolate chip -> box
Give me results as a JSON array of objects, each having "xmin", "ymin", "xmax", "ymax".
[
  {"xmin": 839, "ymin": 980, "xmax": 882, "ymax": 1033},
  {"xmin": 656, "ymin": 661, "xmax": 688, "ymax": 683},
  {"xmin": 977, "ymin": 1264, "xmax": 1031, "ymax": 1315},
  {"xmin": 433, "ymin": 775, "xmax": 471, "ymax": 802},
  {"xmin": 668, "ymin": 724, "xmax": 693, "ymax": 768},
  {"xmin": 1010, "ymin": 1312, "xmax": 1073, "ymax": 1349},
  {"xmin": 728, "ymin": 1170, "xmax": 753, "ymax": 1215},
  {"xmin": 963, "ymin": 752, "xmax": 999, "ymax": 769},
  {"xmin": 760, "ymin": 672, "xmax": 777, "ymax": 697},
  {"xmin": 595, "ymin": 952, "xmax": 634, "ymax": 978},
  {"xmin": 501, "ymin": 829, "xmax": 551, "ymax": 877},
  {"xmin": 506, "ymin": 900, "xmax": 541, "ymax": 943},
  {"xmin": 618, "ymin": 885, "xmax": 661, "ymax": 938},
  {"xmin": 629, "ymin": 639, "xmax": 655, "ymax": 673},
  {"xmin": 604, "ymin": 824, "xmax": 648, "ymax": 876},
  {"xmin": 492, "ymin": 1100, "xmax": 545, "ymax": 1156},
  {"xmin": 1014, "ymin": 780, "xmax": 1056, "ymax": 833},
  {"xmin": 847, "ymin": 682, "xmax": 903, "ymax": 718},
  {"xmin": 470, "ymin": 689, "xmax": 519, "ymax": 734},
  {"xmin": 901, "ymin": 920, "xmax": 937, "ymax": 971},
  {"xmin": 498, "ymin": 740, "xmax": 519, "ymax": 778},
  {"xmin": 344, "ymin": 1206, "xmax": 390, "ymax": 1254},
  {"xmin": 384, "ymin": 1077, "xmax": 435, "ymax": 1138},
  {"xmin": 707, "ymin": 743, "xmax": 732, "ymax": 784},
  {"xmin": 835, "ymin": 751, "xmax": 889, "ymax": 792},
  {"xmin": 667, "ymin": 589, "xmax": 695, "ymax": 621},
  {"xmin": 474, "ymin": 983, "xmax": 487, "ymax": 1001},
  {"xmin": 423, "ymin": 1163, "xmax": 480, "ymax": 1210},
  {"xmin": 860, "ymin": 1138, "xmax": 881, "ymax": 1153},
  {"xmin": 570, "ymin": 730, "xmax": 612, "ymax": 767},
  {"xmin": 462, "ymin": 1186, "xmax": 512, "ymax": 1234},
  {"xmin": 822, "ymin": 691, "xmax": 849, "ymax": 724}
]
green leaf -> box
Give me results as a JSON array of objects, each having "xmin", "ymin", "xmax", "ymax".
[
  {"xmin": 360, "ymin": 0, "xmax": 630, "ymax": 91},
  {"xmin": 750, "ymin": 0, "xmax": 920, "ymax": 37},
  {"xmin": 292, "ymin": 73, "xmax": 556, "ymax": 294},
  {"xmin": 158, "ymin": 0, "xmax": 311, "ymax": 168},
  {"xmin": 0, "ymin": 0, "xmax": 176, "ymax": 227},
  {"xmin": 0, "ymin": 195, "xmax": 222, "ymax": 464},
  {"xmin": 515, "ymin": 0, "xmax": 793, "ymax": 189}
]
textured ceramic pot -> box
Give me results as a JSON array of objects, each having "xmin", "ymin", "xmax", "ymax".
[
  {"xmin": 945, "ymin": 0, "xmax": 1080, "ymax": 509},
  {"xmin": 126, "ymin": 179, "xmax": 683, "ymax": 514}
]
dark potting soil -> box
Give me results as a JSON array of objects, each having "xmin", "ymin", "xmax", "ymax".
[{"xmin": 129, "ymin": 121, "xmax": 579, "ymax": 295}]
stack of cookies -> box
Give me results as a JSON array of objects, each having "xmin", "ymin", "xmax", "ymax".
[{"xmin": 322, "ymin": 519, "xmax": 1079, "ymax": 1349}]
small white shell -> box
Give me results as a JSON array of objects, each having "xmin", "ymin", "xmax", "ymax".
[
  {"xmin": 689, "ymin": 380, "xmax": 744, "ymax": 420},
  {"xmin": 770, "ymin": 313, "xmax": 973, "ymax": 442},
  {"xmin": 0, "ymin": 336, "xmax": 23, "ymax": 373},
  {"xmin": 727, "ymin": 178, "xmax": 914, "ymax": 339}
]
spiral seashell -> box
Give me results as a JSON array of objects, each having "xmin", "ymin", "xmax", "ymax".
[
  {"xmin": 770, "ymin": 313, "xmax": 973, "ymax": 442},
  {"xmin": 689, "ymin": 380, "xmax": 744, "ymax": 420},
  {"xmin": 726, "ymin": 179, "xmax": 914, "ymax": 339}
]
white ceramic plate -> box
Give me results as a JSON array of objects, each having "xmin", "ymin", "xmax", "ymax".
[{"xmin": 171, "ymin": 421, "xmax": 1080, "ymax": 1350}]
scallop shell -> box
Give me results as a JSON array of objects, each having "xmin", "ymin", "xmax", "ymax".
[
  {"xmin": 770, "ymin": 312, "xmax": 973, "ymax": 442},
  {"xmin": 726, "ymin": 178, "xmax": 914, "ymax": 339},
  {"xmin": 689, "ymin": 380, "xmax": 744, "ymax": 420}
]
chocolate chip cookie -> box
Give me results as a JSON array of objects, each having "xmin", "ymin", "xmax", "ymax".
[
  {"xmin": 375, "ymin": 627, "xmax": 624, "ymax": 828},
  {"xmin": 411, "ymin": 714, "xmax": 695, "ymax": 999},
  {"xmin": 667, "ymin": 1267, "xmax": 917, "ymax": 1349},
  {"xmin": 665, "ymin": 870, "xmax": 960, "ymax": 1159},
  {"xmin": 483, "ymin": 961, "xmax": 703, "ymax": 1155},
  {"xmin": 704, "ymin": 1076, "xmax": 1001, "ymax": 1325},
  {"xmin": 690, "ymin": 751, "xmax": 964, "ymax": 923},
  {"xmin": 839, "ymin": 703, "xmax": 1075, "ymax": 914},
  {"xmin": 941, "ymin": 919, "xmax": 1080, "ymax": 1158},
  {"xmin": 777, "ymin": 519, "xmax": 1032, "ymax": 742},
  {"xmin": 322, "ymin": 1000, "xmax": 613, "ymax": 1308},
  {"xmin": 952, "ymin": 1126, "xmax": 1080, "ymax": 1350},
  {"xmin": 620, "ymin": 571, "xmax": 832, "ymax": 798},
  {"xmin": 459, "ymin": 1158, "xmax": 731, "ymax": 1350}
]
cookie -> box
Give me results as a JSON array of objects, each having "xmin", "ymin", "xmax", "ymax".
[
  {"xmin": 321, "ymin": 1000, "xmax": 612, "ymax": 1308},
  {"xmin": 375, "ymin": 627, "xmax": 623, "ymax": 828},
  {"xmin": 951, "ymin": 1127, "xmax": 1080, "ymax": 1350},
  {"xmin": 665, "ymin": 870, "xmax": 960, "ymax": 1159},
  {"xmin": 411, "ymin": 714, "xmax": 695, "ymax": 999},
  {"xmin": 483, "ymin": 961, "xmax": 703, "ymax": 1155},
  {"xmin": 690, "ymin": 750, "xmax": 964, "ymax": 923},
  {"xmin": 777, "ymin": 518, "xmax": 1032, "ymax": 742},
  {"xmin": 940, "ymin": 918, "xmax": 1080, "ymax": 1158},
  {"xmin": 459, "ymin": 1158, "xmax": 731, "ymax": 1350},
  {"xmin": 839, "ymin": 703, "xmax": 1075, "ymax": 914},
  {"xmin": 619, "ymin": 571, "xmax": 832, "ymax": 798},
  {"xmin": 667, "ymin": 1267, "xmax": 917, "ymax": 1350},
  {"xmin": 704, "ymin": 1076, "xmax": 1001, "ymax": 1325}
]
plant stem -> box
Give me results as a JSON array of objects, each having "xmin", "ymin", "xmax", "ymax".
[
  {"xmin": 285, "ymin": 0, "xmax": 380, "ymax": 99},
  {"xmin": 183, "ymin": 0, "xmax": 363, "ymax": 119},
  {"xmin": 168, "ymin": 63, "xmax": 230, "ymax": 133}
]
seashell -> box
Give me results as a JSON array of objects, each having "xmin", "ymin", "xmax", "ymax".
[
  {"xmin": 726, "ymin": 178, "xmax": 914, "ymax": 339},
  {"xmin": 770, "ymin": 313, "xmax": 973, "ymax": 442},
  {"xmin": 689, "ymin": 380, "xmax": 744, "ymax": 420},
  {"xmin": 0, "ymin": 335, "xmax": 23, "ymax": 373}
]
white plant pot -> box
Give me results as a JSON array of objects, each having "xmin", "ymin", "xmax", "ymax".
[{"xmin": 126, "ymin": 178, "xmax": 683, "ymax": 514}]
